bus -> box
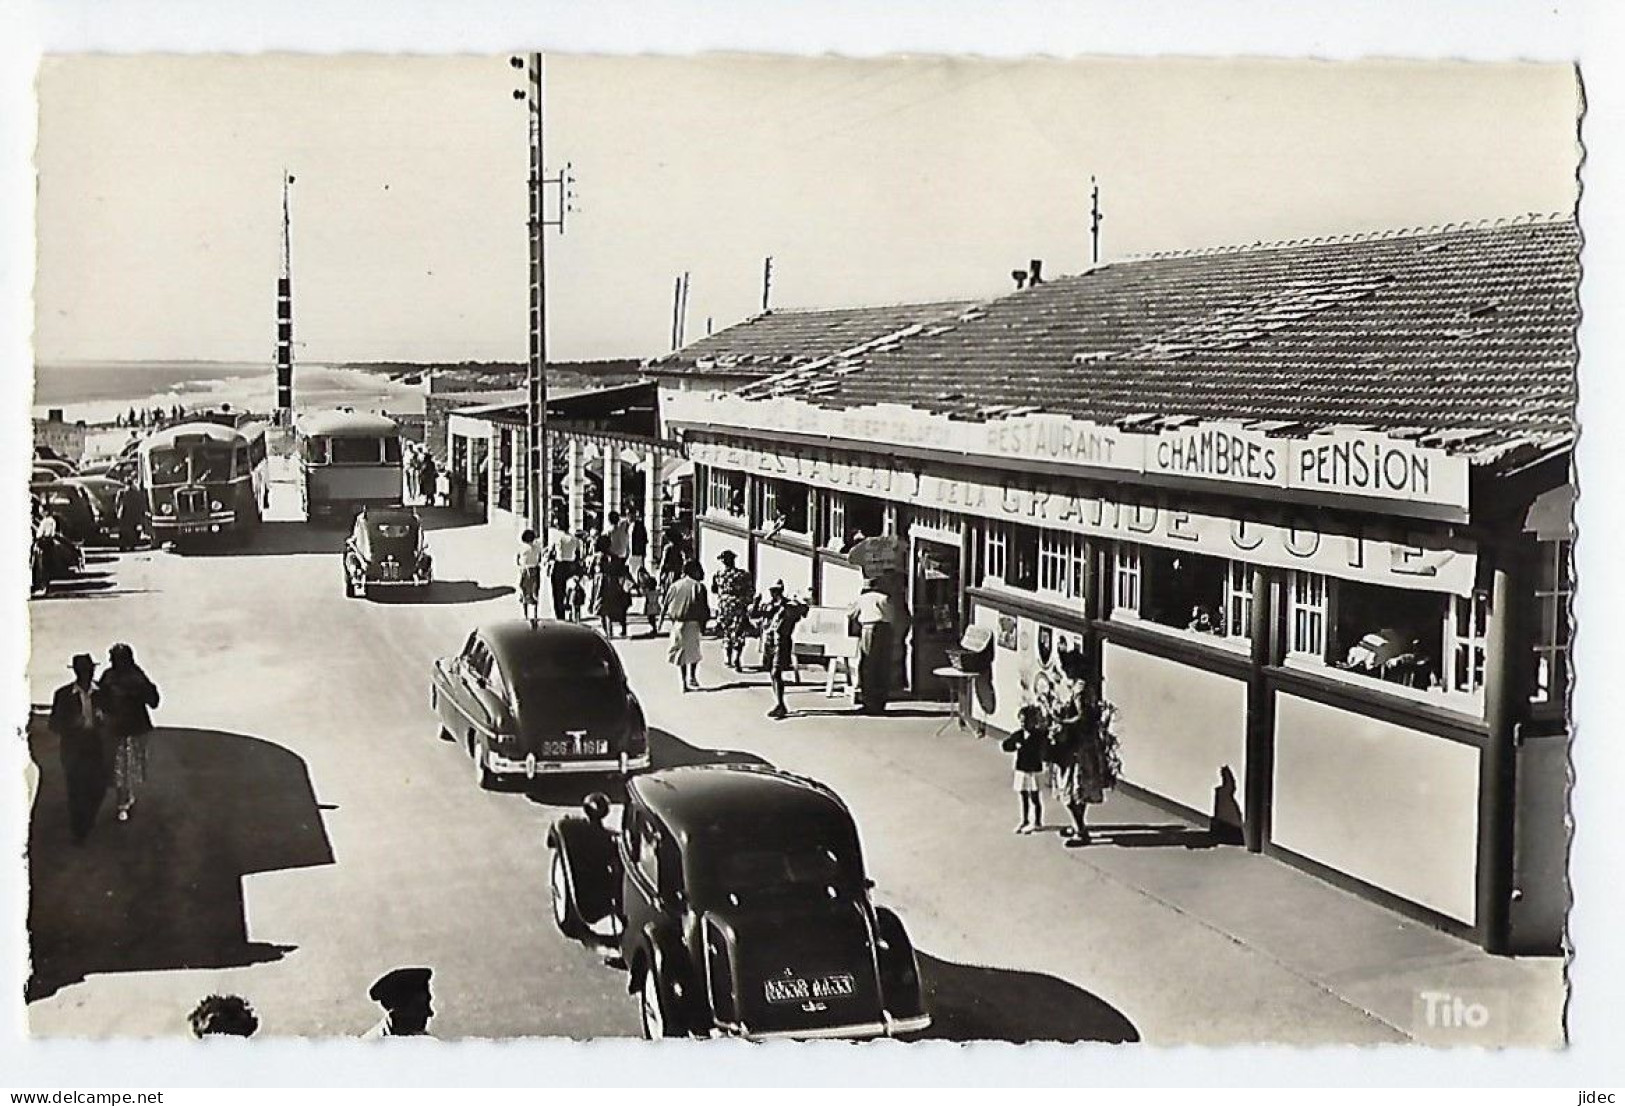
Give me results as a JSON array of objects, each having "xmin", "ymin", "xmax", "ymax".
[
  {"xmin": 138, "ymin": 421, "xmax": 262, "ymax": 543},
  {"xmin": 294, "ymin": 409, "xmax": 403, "ymax": 520}
]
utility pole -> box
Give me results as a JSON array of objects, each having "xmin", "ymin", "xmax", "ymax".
[
  {"xmin": 670, "ymin": 276, "xmax": 683, "ymax": 351},
  {"xmin": 677, "ymin": 271, "xmax": 691, "ymax": 349},
  {"xmin": 1090, "ymin": 175, "xmax": 1103, "ymax": 266},
  {"xmin": 275, "ymin": 171, "xmax": 295, "ymax": 427},
  {"xmin": 761, "ymin": 256, "xmax": 774, "ymax": 313},
  {"xmin": 512, "ymin": 53, "xmax": 572, "ymax": 535}
]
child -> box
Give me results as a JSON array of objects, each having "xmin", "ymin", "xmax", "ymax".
[
  {"xmin": 1002, "ymin": 705, "xmax": 1049, "ymax": 834},
  {"xmin": 567, "ymin": 574, "xmax": 588, "ymax": 624},
  {"xmin": 636, "ymin": 565, "xmax": 663, "ymax": 636}
]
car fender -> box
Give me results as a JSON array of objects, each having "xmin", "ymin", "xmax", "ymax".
[
  {"xmin": 628, "ymin": 920, "xmax": 696, "ymax": 1029},
  {"xmin": 872, "ymin": 906, "xmax": 928, "ymax": 1024},
  {"xmin": 546, "ymin": 815, "xmax": 620, "ymax": 925}
]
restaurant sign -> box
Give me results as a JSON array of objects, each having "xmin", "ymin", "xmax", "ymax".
[
  {"xmin": 690, "ymin": 439, "xmax": 1476, "ymax": 595},
  {"xmin": 665, "ymin": 393, "xmax": 1469, "ymax": 513}
]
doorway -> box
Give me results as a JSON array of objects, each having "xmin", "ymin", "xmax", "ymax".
[{"xmin": 911, "ymin": 537, "xmax": 962, "ymax": 700}]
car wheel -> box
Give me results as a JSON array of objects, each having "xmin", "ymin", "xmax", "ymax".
[
  {"xmin": 549, "ymin": 850, "xmax": 588, "ymax": 939},
  {"xmin": 639, "ymin": 960, "xmax": 677, "ymax": 1040}
]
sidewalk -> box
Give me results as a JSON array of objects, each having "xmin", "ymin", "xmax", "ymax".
[{"xmin": 436, "ymin": 518, "xmax": 1566, "ymax": 1046}]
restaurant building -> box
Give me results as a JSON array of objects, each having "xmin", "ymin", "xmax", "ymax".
[{"xmin": 664, "ymin": 216, "xmax": 1578, "ymax": 954}]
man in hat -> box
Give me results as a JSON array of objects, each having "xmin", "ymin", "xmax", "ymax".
[
  {"xmin": 712, "ymin": 549, "xmax": 754, "ymax": 670},
  {"xmin": 363, "ymin": 967, "xmax": 434, "ymax": 1038},
  {"xmin": 48, "ymin": 654, "xmax": 108, "ymax": 844},
  {"xmin": 750, "ymin": 581, "xmax": 809, "ymax": 720}
]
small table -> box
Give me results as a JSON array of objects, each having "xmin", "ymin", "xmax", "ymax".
[{"xmin": 932, "ymin": 666, "xmax": 984, "ymax": 737}]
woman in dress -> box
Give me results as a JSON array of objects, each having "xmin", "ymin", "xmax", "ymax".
[
  {"xmin": 662, "ymin": 561, "xmax": 710, "ymax": 692},
  {"xmin": 597, "ymin": 554, "xmax": 632, "ymax": 639},
  {"xmin": 98, "ymin": 642, "xmax": 160, "ymax": 823},
  {"xmin": 1050, "ymin": 684, "xmax": 1116, "ymax": 847},
  {"xmin": 711, "ymin": 550, "xmax": 755, "ymax": 670}
]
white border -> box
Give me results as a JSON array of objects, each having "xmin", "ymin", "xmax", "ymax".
[{"xmin": 2, "ymin": 0, "xmax": 1618, "ymax": 1091}]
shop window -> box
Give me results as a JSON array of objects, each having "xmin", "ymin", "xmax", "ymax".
[
  {"xmin": 1068, "ymin": 534, "xmax": 1090, "ymax": 602},
  {"xmin": 984, "ymin": 521, "xmax": 1009, "ymax": 584},
  {"xmin": 1448, "ymin": 590, "xmax": 1490, "ymax": 695},
  {"xmin": 1531, "ymin": 538, "xmax": 1573, "ymax": 710},
  {"xmin": 1007, "ymin": 524, "xmax": 1040, "ymax": 591},
  {"xmin": 1329, "ymin": 579, "xmax": 1448, "ymax": 693},
  {"xmin": 707, "ymin": 467, "xmax": 746, "ymax": 518},
  {"xmin": 1138, "ymin": 547, "xmax": 1229, "ymax": 634},
  {"xmin": 1113, "ymin": 543, "xmax": 1140, "ymax": 614},
  {"xmin": 1038, "ymin": 530, "xmax": 1070, "ymax": 596},
  {"xmin": 844, "ymin": 493, "xmax": 886, "ymax": 550},
  {"xmin": 1288, "ymin": 571, "xmax": 1326, "ymax": 658},
  {"xmin": 821, "ymin": 492, "xmax": 846, "ymax": 550},
  {"xmin": 1225, "ymin": 561, "xmax": 1254, "ymax": 642},
  {"xmin": 755, "ymin": 478, "xmax": 809, "ymax": 537},
  {"xmin": 911, "ymin": 507, "xmax": 961, "ymax": 536}
]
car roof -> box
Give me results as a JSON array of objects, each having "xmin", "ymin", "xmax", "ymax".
[
  {"xmin": 629, "ymin": 765, "xmax": 853, "ymax": 841},
  {"xmin": 296, "ymin": 409, "xmax": 398, "ymax": 437},
  {"xmin": 478, "ymin": 619, "xmax": 616, "ymax": 667}
]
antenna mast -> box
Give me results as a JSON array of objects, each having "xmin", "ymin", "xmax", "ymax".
[
  {"xmin": 1090, "ymin": 175, "xmax": 1103, "ymax": 266},
  {"xmin": 275, "ymin": 171, "xmax": 295, "ymax": 426}
]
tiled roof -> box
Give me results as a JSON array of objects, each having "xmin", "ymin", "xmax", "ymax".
[
  {"xmin": 738, "ymin": 216, "xmax": 1579, "ymax": 468},
  {"xmin": 647, "ymin": 301, "xmax": 978, "ymax": 378}
]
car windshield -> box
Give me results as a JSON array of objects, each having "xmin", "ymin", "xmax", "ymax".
[
  {"xmin": 692, "ymin": 833, "xmax": 864, "ymax": 905},
  {"xmin": 369, "ymin": 521, "xmax": 415, "ymax": 540},
  {"xmin": 509, "ymin": 639, "xmax": 620, "ymax": 683}
]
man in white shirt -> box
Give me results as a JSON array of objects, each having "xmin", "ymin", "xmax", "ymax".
[
  {"xmin": 546, "ymin": 526, "xmax": 583, "ymax": 619},
  {"xmin": 606, "ymin": 511, "xmax": 631, "ymax": 562}
]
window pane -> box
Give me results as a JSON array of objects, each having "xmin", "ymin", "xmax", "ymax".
[{"xmin": 1334, "ymin": 579, "xmax": 1446, "ymax": 690}]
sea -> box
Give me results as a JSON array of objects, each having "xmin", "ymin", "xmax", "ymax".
[{"xmin": 33, "ymin": 360, "xmax": 426, "ymax": 455}]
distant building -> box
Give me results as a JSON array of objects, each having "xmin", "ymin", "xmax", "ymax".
[
  {"xmin": 666, "ymin": 217, "xmax": 1578, "ymax": 956},
  {"xmin": 34, "ymin": 409, "xmax": 88, "ymax": 463}
]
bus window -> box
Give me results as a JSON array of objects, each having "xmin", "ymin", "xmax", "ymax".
[
  {"xmin": 234, "ymin": 445, "xmax": 250, "ymax": 476},
  {"xmin": 331, "ymin": 437, "xmax": 383, "ymax": 464},
  {"xmin": 303, "ymin": 437, "xmax": 329, "ymax": 465},
  {"xmin": 383, "ymin": 437, "xmax": 402, "ymax": 464},
  {"xmin": 148, "ymin": 448, "xmax": 189, "ymax": 486}
]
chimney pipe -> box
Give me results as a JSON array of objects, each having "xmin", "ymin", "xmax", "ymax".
[
  {"xmin": 1010, "ymin": 269, "xmax": 1028, "ymax": 290},
  {"xmin": 1029, "ymin": 259, "xmax": 1044, "ymax": 285}
]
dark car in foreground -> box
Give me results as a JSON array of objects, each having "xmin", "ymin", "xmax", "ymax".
[
  {"xmin": 344, "ymin": 505, "xmax": 432, "ymax": 597},
  {"xmin": 431, "ymin": 620, "xmax": 650, "ymax": 787},
  {"xmin": 547, "ymin": 765, "xmax": 931, "ymax": 1041}
]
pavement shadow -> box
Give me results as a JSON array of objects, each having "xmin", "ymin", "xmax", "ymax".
[
  {"xmin": 417, "ymin": 508, "xmax": 482, "ymax": 533},
  {"xmin": 1088, "ymin": 822, "xmax": 1240, "ymax": 850},
  {"xmin": 25, "ymin": 716, "xmax": 335, "ymax": 1004},
  {"xmin": 914, "ymin": 951, "xmax": 1140, "ymax": 1043},
  {"xmin": 181, "ymin": 522, "xmax": 344, "ymax": 558},
  {"xmin": 369, "ymin": 581, "xmax": 514, "ymax": 605},
  {"xmin": 648, "ymin": 726, "xmax": 771, "ymax": 771}
]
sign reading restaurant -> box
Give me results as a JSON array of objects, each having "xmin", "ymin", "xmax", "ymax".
[
  {"xmin": 664, "ymin": 393, "xmax": 1470, "ymax": 513},
  {"xmin": 689, "ymin": 438, "xmax": 1478, "ymax": 596}
]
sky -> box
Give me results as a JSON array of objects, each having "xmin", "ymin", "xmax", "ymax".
[{"xmin": 33, "ymin": 53, "xmax": 1580, "ymax": 366}]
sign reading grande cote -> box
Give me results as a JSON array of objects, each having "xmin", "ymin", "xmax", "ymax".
[
  {"xmin": 664, "ymin": 393, "xmax": 1470, "ymax": 513},
  {"xmin": 690, "ymin": 439, "xmax": 1477, "ymax": 596}
]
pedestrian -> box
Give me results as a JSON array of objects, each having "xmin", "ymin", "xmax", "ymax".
[
  {"xmin": 1049, "ymin": 687, "xmax": 1116, "ymax": 847},
  {"xmin": 596, "ymin": 554, "xmax": 632, "ymax": 639},
  {"xmin": 662, "ymin": 560, "xmax": 710, "ymax": 693},
  {"xmin": 545, "ymin": 524, "xmax": 582, "ymax": 620},
  {"xmin": 849, "ymin": 577, "xmax": 898, "ymax": 715},
  {"xmin": 114, "ymin": 480, "xmax": 144, "ymax": 551},
  {"xmin": 657, "ymin": 526, "xmax": 687, "ymax": 593},
  {"xmin": 635, "ymin": 563, "xmax": 663, "ymax": 636},
  {"xmin": 436, "ymin": 469, "xmax": 451, "ymax": 508},
  {"xmin": 188, "ymin": 994, "xmax": 260, "ymax": 1037},
  {"xmin": 98, "ymin": 642, "xmax": 161, "ymax": 823},
  {"xmin": 517, "ymin": 528, "xmax": 544, "ymax": 622},
  {"xmin": 606, "ymin": 511, "xmax": 631, "ymax": 564},
  {"xmin": 751, "ymin": 581, "xmax": 809, "ymax": 720},
  {"xmin": 629, "ymin": 509, "xmax": 649, "ymax": 569},
  {"xmin": 418, "ymin": 452, "xmax": 438, "ymax": 509},
  {"xmin": 362, "ymin": 967, "xmax": 435, "ymax": 1038},
  {"xmin": 568, "ymin": 572, "xmax": 588, "ymax": 623},
  {"xmin": 49, "ymin": 654, "xmax": 108, "ymax": 845},
  {"xmin": 712, "ymin": 550, "xmax": 755, "ymax": 670},
  {"xmin": 1003, "ymin": 705, "xmax": 1050, "ymax": 834},
  {"xmin": 403, "ymin": 444, "xmax": 420, "ymax": 504}
]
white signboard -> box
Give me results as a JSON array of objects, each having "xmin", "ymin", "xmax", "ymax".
[
  {"xmin": 690, "ymin": 439, "xmax": 1477, "ymax": 596},
  {"xmin": 665, "ymin": 392, "xmax": 1470, "ymax": 513}
]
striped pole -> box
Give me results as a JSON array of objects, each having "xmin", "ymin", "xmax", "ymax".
[{"xmin": 276, "ymin": 171, "xmax": 295, "ymax": 425}]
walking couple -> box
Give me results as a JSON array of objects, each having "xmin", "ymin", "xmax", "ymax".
[{"xmin": 48, "ymin": 644, "xmax": 162, "ymax": 843}]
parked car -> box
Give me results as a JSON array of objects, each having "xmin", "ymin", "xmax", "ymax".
[
  {"xmin": 546, "ymin": 765, "xmax": 932, "ymax": 1041},
  {"xmin": 30, "ymin": 482, "xmax": 99, "ymax": 545},
  {"xmin": 60, "ymin": 475, "xmax": 125, "ymax": 542},
  {"xmin": 33, "ymin": 457, "xmax": 78, "ymax": 479},
  {"xmin": 344, "ymin": 505, "xmax": 432, "ymax": 597},
  {"xmin": 431, "ymin": 620, "xmax": 650, "ymax": 787}
]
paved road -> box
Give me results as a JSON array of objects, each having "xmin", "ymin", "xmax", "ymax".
[{"xmin": 24, "ymin": 490, "xmax": 1562, "ymax": 1045}]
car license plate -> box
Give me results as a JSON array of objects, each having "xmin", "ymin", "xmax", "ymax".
[
  {"xmin": 539, "ymin": 738, "xmax": 609, "ymax": 757},
  {"xmin": 764, "ymin": 973, "xmax": 855, "ymax": 1004}
]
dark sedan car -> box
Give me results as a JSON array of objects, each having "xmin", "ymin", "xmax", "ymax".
[
  {"xmin": 431, "ymin": 620, "xmax": 651, "ymax": 787},
  {"xmin": 547, "ymin": 765, "xmax": 931, "ymax": 1041},
  {"xmin": 343, "ymin": 505, "xmax": 432, "ymax": 597}
]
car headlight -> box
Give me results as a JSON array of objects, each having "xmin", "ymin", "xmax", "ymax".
[
  {"xmin": 159, "ymin": 503, "xmax": 174, "ymax": 515},
  {"xmin": 209, "ymin": 499, "xmax": 222, "ymax": 510}
]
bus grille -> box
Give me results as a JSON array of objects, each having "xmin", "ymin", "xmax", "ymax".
[{"xmin": 176, "ymin": 488, "xmax": 206, "ymax": 514}]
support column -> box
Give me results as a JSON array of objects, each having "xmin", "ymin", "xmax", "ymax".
[
  {"xmin": 567, "ymin": 436, "xmax": 584, "ymax": 534},
  {"xmin": 644, "ymin": 448, "xmax": 661, "ymax": 572},
  {"xmin": 1478, "ymin": 545, "xmax": 1522, "ymax": 953},
  {"xmin": 1243, "ymin": 566, "xmax": 1285, "ymax": 853},
  {"xmin": 603, "ymin": 441, "xmax": 622, "ymax": 525}
]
